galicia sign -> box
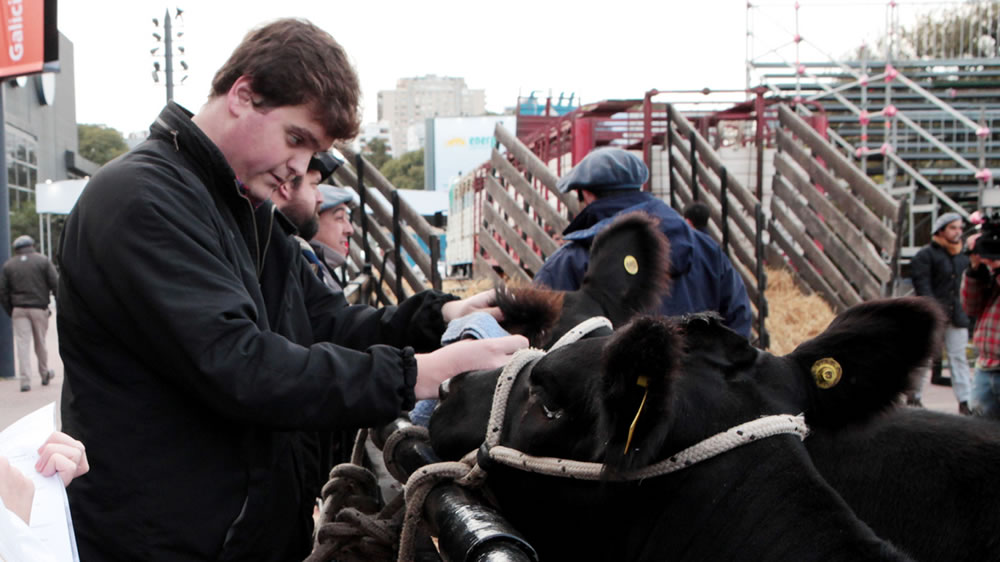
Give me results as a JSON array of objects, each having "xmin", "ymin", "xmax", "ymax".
[{"xmin": 0, "ymin": 0, "xmax": 57, "ymax": 79}]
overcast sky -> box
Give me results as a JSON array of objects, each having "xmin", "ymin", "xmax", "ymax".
[{"xmin": 57, "ymin": 0, "xmax": 895, "ymax": 136}]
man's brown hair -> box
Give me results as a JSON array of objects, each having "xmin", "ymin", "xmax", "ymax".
[{"xmin": 211, "ymin": 18, "xmax": 361, "ymax": 141}]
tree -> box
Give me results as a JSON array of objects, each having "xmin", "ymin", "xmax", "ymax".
[
  {"xmin": 78, "ymin": 124, "xmax": 128, "ymax": 165},
  {"xmin": 380, "ymin": 149, "xmax": 424, "ymax": 190},
  {"xmin": 363, "ymin": 138, "xmax": 392, "ymax": 170}
]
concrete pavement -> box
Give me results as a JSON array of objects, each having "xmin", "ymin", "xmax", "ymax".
[{"xmin": 1, "ymin": 312, "xmax": 63, "ymax": 429}]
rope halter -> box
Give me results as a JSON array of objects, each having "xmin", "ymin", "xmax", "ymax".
[{"xmin": 395, "ymin": 316, "xmax": 810, "ymax": 560}]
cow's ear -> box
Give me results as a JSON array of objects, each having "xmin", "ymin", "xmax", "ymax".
[
  {"xmin": 583, "ymin": 211, "xmax": 671, "ymax": 326},
  {"xmin": 494, "ymin": 284, "xmax": 564, "ymax": 348},
  {"xmin": 788, "ymin": 297, "xmax": 944, "ymax": 427},
  {"xmin": 600, "ymin": 315, "xmax": 682, "ymax": 474}
]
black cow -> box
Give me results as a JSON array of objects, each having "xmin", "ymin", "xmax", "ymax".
[
  {"xmin": 805, "ymin": 408, "xmax": 1000, "ymax": 561},
  {"xmin": 429, "ymin": 298, "xmax": 941, "ymax": 561},
  {"xmin": 494, "ymin": 210, "xmax": 670, "ymax": 348}
]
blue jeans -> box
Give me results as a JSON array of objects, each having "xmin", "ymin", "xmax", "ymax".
[
  {"xmin": 945, "ymin": 326, "xmax": 971, "ymax": 404},
  {"xmin": 971, "ymin": 368, "xmax": 1000, "ymax": 419}
]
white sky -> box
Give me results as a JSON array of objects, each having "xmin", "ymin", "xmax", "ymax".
[{"xmin": 57, "ymin": 0, "xmax": 897, "ymax": 136}]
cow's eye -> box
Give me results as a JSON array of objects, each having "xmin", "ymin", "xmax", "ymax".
[{"xmin": 542, "ymin": 404, "xmax": 563, "ymax": 420}]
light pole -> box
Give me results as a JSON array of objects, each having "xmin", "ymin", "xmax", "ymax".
[{"xmin": 151, "ymin": 8, "xmax": 187, "ymax": 104}]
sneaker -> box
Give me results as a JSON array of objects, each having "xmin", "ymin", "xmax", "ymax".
[
  {"xmin": 906, "ymin": 397, "xmax": 924, "ymax": 408},
  {"xmin": 41, "ymin": 369, "xmax": 54, "ymax": 386},
  {"xmin": 20, "ymin": 384, "xmax": 30, "ymax": 392},
  {"xmin": 959, "ymin": 401, "xmax": 972, "ymax": 416}
]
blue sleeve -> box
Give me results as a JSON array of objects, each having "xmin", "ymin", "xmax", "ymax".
[
  {"xmin": 533, "ymin": 243, "xmax": 588, "ymax": 291},
  {"xmin": 719, "ymin": 257, "xmax": 753, "ymax": 339}
]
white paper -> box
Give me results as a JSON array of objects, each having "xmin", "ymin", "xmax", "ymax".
[{"xmin": 0, "ymin": 403, "xmax": 79, "ymax": 561}]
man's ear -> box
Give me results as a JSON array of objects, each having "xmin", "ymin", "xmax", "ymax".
[{"xmin": 227, "ymin": 76, "xmax": 257, "ymax": 117}]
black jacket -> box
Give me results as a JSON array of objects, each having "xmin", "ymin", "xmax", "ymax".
[
  {"xmin": 58, "ymin": 103, "xmax": 452, "ymax": 561},
  {"xmin": 0, "ymin": 247, "xmax": 57, "ymax": 315},
  {"xmin": 911, "ymin": 241, "xmax": 970, "ymax": 328}
]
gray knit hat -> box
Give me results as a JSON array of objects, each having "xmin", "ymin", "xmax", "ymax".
[{"xmin": 932, "ymin": 212, "xmax": 962, "ymax": 234}]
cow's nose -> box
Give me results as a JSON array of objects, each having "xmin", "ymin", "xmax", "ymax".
[{"xmin": 438, "ymin": 378, "xmax": 451, "ymax": 401}]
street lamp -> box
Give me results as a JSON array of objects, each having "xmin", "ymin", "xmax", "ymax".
[{"xmin": 151, "ymin": 7, "xmax": 188, "ymax": 104}]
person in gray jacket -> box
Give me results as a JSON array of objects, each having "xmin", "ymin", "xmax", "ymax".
[{"xmin": 0, "ymin": 235, "xmax": 57, "ymax": 391}]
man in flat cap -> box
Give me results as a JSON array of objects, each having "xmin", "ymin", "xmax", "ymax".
[
  {"xmin": 310, "ymin": 184, "xmax": 356, "ymax": 290},
  {"xmin": 0, "ymin": 235, "xmax": 58, "ymax": 391},
  {"xmin": 911, "ymin": 211, "xmax": 972, "ymax": 413},
  {"xmin": 534, "ymin": 147, "xmax": 752, "ymax": 338}
]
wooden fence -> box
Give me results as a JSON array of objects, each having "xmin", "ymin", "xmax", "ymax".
[
  {"xmin": 331, "ymin": 143, "xmax": 443, "ymax": 305},
  {"xmin": 769, "ymin": 105, "xmax": 901, "ymax": 312},
  {"xmin": 469, "ymin": 123, "xmax": 576, "ymax": 283},
  {"xmin": 662, "ymin": 105, "xmax": 769, "ymax": 346}
]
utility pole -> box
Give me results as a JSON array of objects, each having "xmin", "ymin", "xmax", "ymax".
[{"xmin": 152, "ymin": 8, "xmax": 187, "ymax": 104}]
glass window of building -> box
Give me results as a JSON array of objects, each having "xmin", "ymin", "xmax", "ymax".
[{"xmin": 6, "ymin": 127, "xmax": 39, "ymax": 210}]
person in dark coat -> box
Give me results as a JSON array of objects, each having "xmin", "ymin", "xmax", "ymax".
[
  {"xmin": 0, "ymin": 235, "xmax": 57, "ymax": 391},
  {"xmin": 533, "ymin": 148, "xmax": 752, "ymax": 338},
  {"xmin": 56, "ymin": 19, "xmax": 526, "ymax": 562},
  {"xmin": 911, "ymin": 211, "xmax": 972, "ymax": 413}
]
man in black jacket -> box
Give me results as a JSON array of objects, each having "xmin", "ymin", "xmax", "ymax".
[
  {"xmin": 57, "ymin": 19, "xmax": 525, "ymax": 561},
  {"xmin": 910, "ymin": 211, "xmax": 972, "ymax": 414}
]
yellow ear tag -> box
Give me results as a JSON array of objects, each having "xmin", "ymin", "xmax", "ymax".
[
  {"xmin": 811, "ymin": 357, "xmax": 842, "ymax": 389},
  {"xmin": 624, "ymin": 255, "xmax": 639, "ymax": 275},
  {"xmin": 624, "ymin": 376, "xmax": 649, "ymax": 453}
]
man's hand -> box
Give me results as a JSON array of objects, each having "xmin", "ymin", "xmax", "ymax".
[
  {"xmin": 413, "ymin": 335, "xmax": 529, "ymax": 399},
  {"xmin": 36, "ymin": 431, "xmax": 89, "ymax": 487},
  {"xmin": 0, "ymin": 456, "xmax": 35, "ymax": 524},
  {"xmin": 441, "ymin": 289, "xmax": 502, "ymax": 323}
]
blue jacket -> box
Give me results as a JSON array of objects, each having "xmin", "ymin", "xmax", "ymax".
[{"xmin": 534, "ymin": 191, "xmax": 752, "ymax": 338}]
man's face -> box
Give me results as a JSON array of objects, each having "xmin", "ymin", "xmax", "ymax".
[
  {"xmin": 940, "ymin": 220, "xmax": 963, "ymax": 244},
  {"xmin": 228, "ymin": 99, "xmax": 332, "ymax": 202},
  {"xmin": 316, "ymin": 204, "xmax": 355, "ymax": 257},
  {"xmin": 279, "ymin": 170, "xmax": 323, "ymax": 239}
]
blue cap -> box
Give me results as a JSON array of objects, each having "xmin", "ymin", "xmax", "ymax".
[
  {"xmin": 556, "ymin": 148, "xmax": 649, "ymax": 193},
  {"xmin": 319, "ymin": 185, "xmax": 355, "ymax": 213}
]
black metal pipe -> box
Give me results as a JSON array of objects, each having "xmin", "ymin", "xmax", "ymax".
[
  {"xmin": 392, "ymin": 191, "xmax": 403, "ymax": 301},
  {"xmin": 720, "ymin": 167, "xmax": 730, "ymax": 258},
  {"xmin": 666, "ymin": 105, "xmax": 676, "ymax": 209},
  {"xmin": 689, "ymin": 130, "xmax": 699, "ymax": 202},
  {"xmin": 373, "ymin": 419, "xmax": 538, "ymax": 562},
  {"xmin": 357, "ymin": 154, "xmax": 370, "ymax": 268},
  {"xmin": 754, "ymin": 204, "xmax": 769, "ymax": 349}
]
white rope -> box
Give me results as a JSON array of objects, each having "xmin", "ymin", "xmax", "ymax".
[
  {"xmin": 549, "ymin": 316, "xmax": 612, "ymax": 350},
  {"xmin": 391, "ymin": 316, "xmax": 810, "ymax": 560},
  {"xmin": 483, "ymin": 414, "xmax": 809, "ymax": 481}
]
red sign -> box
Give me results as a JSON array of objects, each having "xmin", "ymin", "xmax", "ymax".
[{"xmin": 0, "ymin": 0, "xmax": 51, "ymax": 79}]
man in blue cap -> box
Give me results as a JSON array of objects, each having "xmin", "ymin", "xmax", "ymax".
[
  {"xmin": 534, "ymin": 147, "xmax": 752, "ymax": 338},
  {"xmin": 310, "ymin": 184, "xmax": 356, "ymax": 290}
]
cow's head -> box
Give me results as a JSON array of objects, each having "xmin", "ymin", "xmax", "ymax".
[
  {"xmin": 430, "ymin": 297, "xmax": 942, "ymax": 473},
  {"xmin": 494, "ymin": 211, "xmax": 671, "ymax": 348}
]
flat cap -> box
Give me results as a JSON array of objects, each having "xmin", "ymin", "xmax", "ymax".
[
  {"xmin": 556, "ymin": 148, "xmax": 649, "ymax": 193},
  {"xmin": 12, "ymin": 235, "xmax": 34, "ymax": 250},
  {"xmin": 319, "ymin": 185, "xmax": 356, "ymax": 213}
]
